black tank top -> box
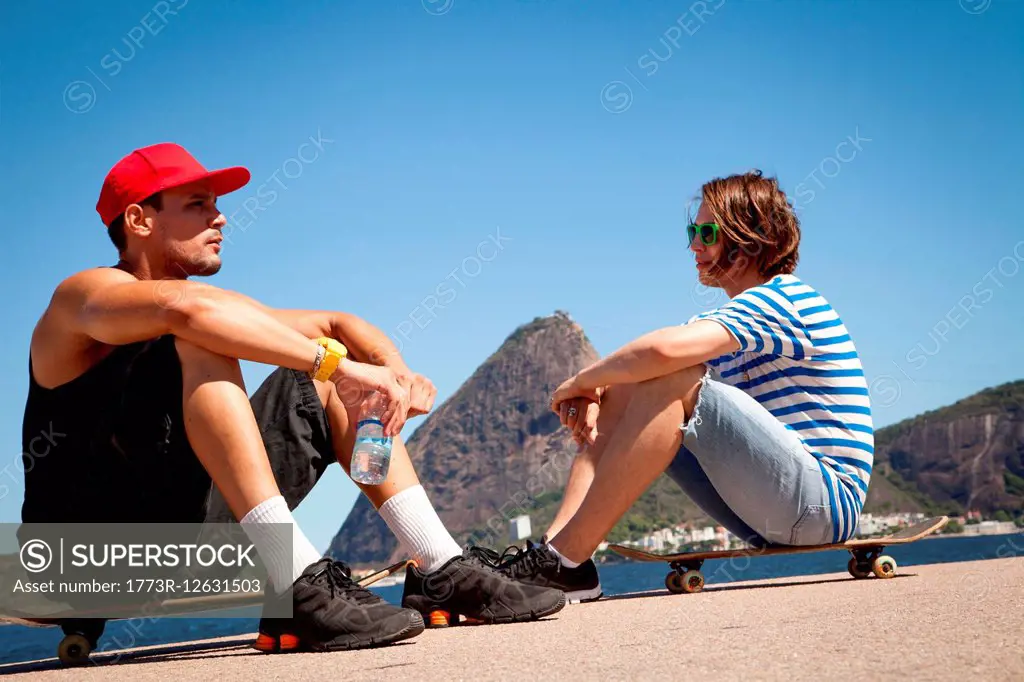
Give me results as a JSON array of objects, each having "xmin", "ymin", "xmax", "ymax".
[
  {"xmin": 21, "ymin": 346, "xmax": 136, "ymax": 522},
  {"xmin": 20, "ymin": 338, "xmax": 211, "ymax": 523}
]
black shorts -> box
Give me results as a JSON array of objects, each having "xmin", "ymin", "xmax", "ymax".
[{"xmin": 22, "ymin": 335, "xmax": 335, "ymax": 525}]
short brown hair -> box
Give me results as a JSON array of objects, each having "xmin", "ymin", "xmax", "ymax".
[{"xmin": 696, "ymin": 170, "xmax": 800, "ymax": 279}]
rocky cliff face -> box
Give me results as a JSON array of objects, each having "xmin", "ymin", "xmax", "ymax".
[
  {"xmin": 327, "ymin": 311, "xmax": 600, "ymax": 564},
  {"xmin": 872, "ymin": 381, "xmax": 1024, "ymax": 514}
]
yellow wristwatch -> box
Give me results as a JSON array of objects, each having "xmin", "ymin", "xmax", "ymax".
[{"xmin": 311, "ymin": 337, "xmax": 348, "ymax": 382}]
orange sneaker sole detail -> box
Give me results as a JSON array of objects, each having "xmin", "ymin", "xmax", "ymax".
[
  {"xmin": 252, "ymin": 633, "xmax": 278, "ymax": 652},
  {"xmin": 278, "ymin": 633, "xmax": 302, "ymax": 651},
  {"xmin": 427, "ymin": 610, "xmax": 452, "ymax": 627},
  {"xmin": 252, "ymin": 632, "xmax": 302, "ymax": 653}
]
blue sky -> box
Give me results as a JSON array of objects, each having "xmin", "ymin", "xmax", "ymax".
[{"xmin": 0, "ymin": 0, "xmax": 1021, "ymax": 553}]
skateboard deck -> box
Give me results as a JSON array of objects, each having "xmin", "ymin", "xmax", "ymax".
[
  {"xmin": 1, "ymin": 558, "xmax": 414, "ymax": 666},
  {"xmin": 609, "ymin": 515, "xmax": 948, "ymax": 594},
  {"xmin": 356, "ymin": 559, "xmax": 415, "ymax": 588}
]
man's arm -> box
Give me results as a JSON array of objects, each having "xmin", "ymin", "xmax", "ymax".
[
  {"xmin": 38, "ymin": 269, "xmax": 416, "ymax": 434},
  {"xmin": 59, "ymin": 269, "xmax": 323, "ymax": 372},
  {"xmin": 573, "ymin": 320, "xmax": 740, "ymax": 389},
  {"xmin": 222, "ymin": 294, "xmax": 406, "ymax": 369},
  {"xmin": 215, "ymin": 291, "xmax": 436, "ymax": 416}
]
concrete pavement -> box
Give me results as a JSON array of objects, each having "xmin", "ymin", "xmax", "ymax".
[{"xmin": 3, "ymin": 558, "xmax": 1022, "ymax": 681}]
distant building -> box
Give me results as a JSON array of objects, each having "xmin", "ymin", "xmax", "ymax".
[
  {"xmin": 856, "ymin": 514, "xmax": 887, "ymax": 537},
  {"xmin": 856, "ymin": 511, "xmax": 932, "ymax": 537},
  {"xmin": 509, "ymin": 515, "xmax": 531, "ymax": 542},
  {"xmin": 686, "ymin": 526, "xmax": 715, "ymax": 543},
  {"xmin": 714, "ymin": 526, "xmax": 728, "ymax": 549},
  {"xmin": 962, "ymin": 520, "xmax": 1017, "ymax": 536}
]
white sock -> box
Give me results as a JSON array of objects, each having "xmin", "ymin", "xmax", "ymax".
[
  {"xmin": 547, "ymin": 542, "xmax": 581, "ymax": 569},
  {"xmin": 377, "ymin": 485, "xmax": 463, "ymax": 573},
  {"xmin": 240, "ymin": 495, "xmax": 323, "ymax": 595}
]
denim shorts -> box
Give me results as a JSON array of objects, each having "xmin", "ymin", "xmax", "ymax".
[{"xmin": 664, "ymin": 370, "xmax": 834, "ymax": 548}]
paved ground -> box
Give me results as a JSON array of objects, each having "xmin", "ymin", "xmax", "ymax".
[{"xmin": 2, "ymin": 558, "xmax": 1022, "ymax": 681}]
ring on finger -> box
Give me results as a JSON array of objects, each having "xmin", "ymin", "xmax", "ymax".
[{"xmin": 567, "ymin": 406, "xmax": 578, "ymax": 417}]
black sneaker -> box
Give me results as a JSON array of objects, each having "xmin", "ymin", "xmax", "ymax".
[
  {"xmin": 401, "ymin": 549, "xmax": 566, "ymax": 627},
  {"xmin": 254, "ymin": 558, "xmax": 424, "ymax": 652},
  {"xmin": 491, "ymin": 541, "xmax": 603, "ymax": 604}
]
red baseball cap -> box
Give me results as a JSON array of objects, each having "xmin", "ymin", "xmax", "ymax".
[{"xmin": 96, "ymin": 142, "xmax": 251, "ymax": 226}]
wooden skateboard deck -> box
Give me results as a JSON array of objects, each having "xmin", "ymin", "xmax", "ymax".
[
  {"xmin": 1, "ymin": 558, "xmax": 415, "ymax": 666},
  {"xmin": 609, "ymin": 515, "xmax": 948, "ymax": 594},
  {"xmin": 356, "ymin": 559, "xmax": 415, "ymax": 588}
]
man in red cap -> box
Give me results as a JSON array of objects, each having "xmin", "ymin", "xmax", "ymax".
[{"xmin": 21, "ymin": 143, "xmax": 565, "ymax": 653}]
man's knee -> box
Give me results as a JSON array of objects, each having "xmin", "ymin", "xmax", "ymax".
[
  {"xmin": 592, "ymin": 383, "xmax": 636, "ymax": 434},
  {"xmin": 174, "ymin": 337, "xmax": 210, "ymax": 363},
  {"xmin": 174, "ymin": 338, "xmax": 242, "ymax": 376},
  {"xmin": 600, "ymin": 383, "xmax": 632, "ymax": 406},
  {"xmin": 637, "ymin": 364, "xmax": 706, "ymax": 395},
  {"xmin": 633, "ymin": 365, "xmax": 707, "ymax": 423},
  {"xmin": 312, "ymin": 377, "xmax": 335, "ymax": 407}
]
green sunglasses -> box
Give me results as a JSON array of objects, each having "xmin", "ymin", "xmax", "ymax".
[{"xmin": 686, "ymin": 222, "xmax": 720, "ymax": 245}]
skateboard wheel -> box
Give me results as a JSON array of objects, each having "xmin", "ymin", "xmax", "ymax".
[
  {"xmin": 872, "ymin": 555, "xmax": 897, "ymax": 579},
  {"xmin": 57, "ymin": 634, "xmax": 92, "ymax": 666},
  {"xmin": 665, "ymin": 572, "xmax": 685, "ymax": 594},
  {"xmin": 60, "ymin": 618, "xmax": 105, "ymax": 645},
  {"xmin": 680, "ymin": 570, "xmax": 705, "ymax": 594},
  {"xmin": 847, "ymin": 557, "xmax": 872, "ymax": 579}
]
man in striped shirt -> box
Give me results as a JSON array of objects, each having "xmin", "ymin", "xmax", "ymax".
[{"xmin": 491, "ymin": 170, "xmax": 874, "ymax": 602}]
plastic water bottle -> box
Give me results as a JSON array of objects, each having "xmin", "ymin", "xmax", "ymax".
[{"xmin": 350, "ymin": 391, "xmax": 393, "ymax": 485}]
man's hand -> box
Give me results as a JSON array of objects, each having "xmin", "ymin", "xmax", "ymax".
[
  {"xmin": 552, "ymin": 375, "xmax": 602, "ymax": 452},
  {"xmin": 560, "ymin": 397, "xmax": 599, "ymax": 452},
  {"xmin": 551, "ymin": 374, "xmax": 601, "ymax": 412},
  {"xmin": 330, "ymin": 361, "xmax": 410, "ymax": 436},
  {"xmin": 392, "ymin": 367, "xmax": 438, "ymax": 417}
]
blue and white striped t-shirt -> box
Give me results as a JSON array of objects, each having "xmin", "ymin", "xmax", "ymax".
[{"xmin": 688, "ymin": 273, "xmax": 874, "ymax": 543}]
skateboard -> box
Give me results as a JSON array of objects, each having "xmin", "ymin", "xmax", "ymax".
[
  {"xmin": 1, "ymin": 559, "xmax": 414, "ymax": 666},
  {"xmin": 354, "ymin": 558, "xmax": 415, "ymax": 588},
  {"xmin": 608, "ymin": 515, "xmax": 948, "ymax": 595}
]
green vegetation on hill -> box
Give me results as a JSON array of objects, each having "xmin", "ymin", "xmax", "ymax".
[
  {"xmin": 457, "ymin": 475, "xmax": 709, "ymax": 548},
  {"xmin": 864, "ymin": 467, "xmax": 963, "ymax": 517},
  {"xmin": 604, "ymin": 476, "xmax": 705, "ymax": 542},
  {"xmin": 870, "ymin": 379, "xmax": 1024, "ymax": 518},
  {"xmin": 875, "ymin": 380, "xmax": 1024, "ymax": 450},
  {"xmin": 1005, "ymin": 471, "xmax": 1024, "ymax": 498}
]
